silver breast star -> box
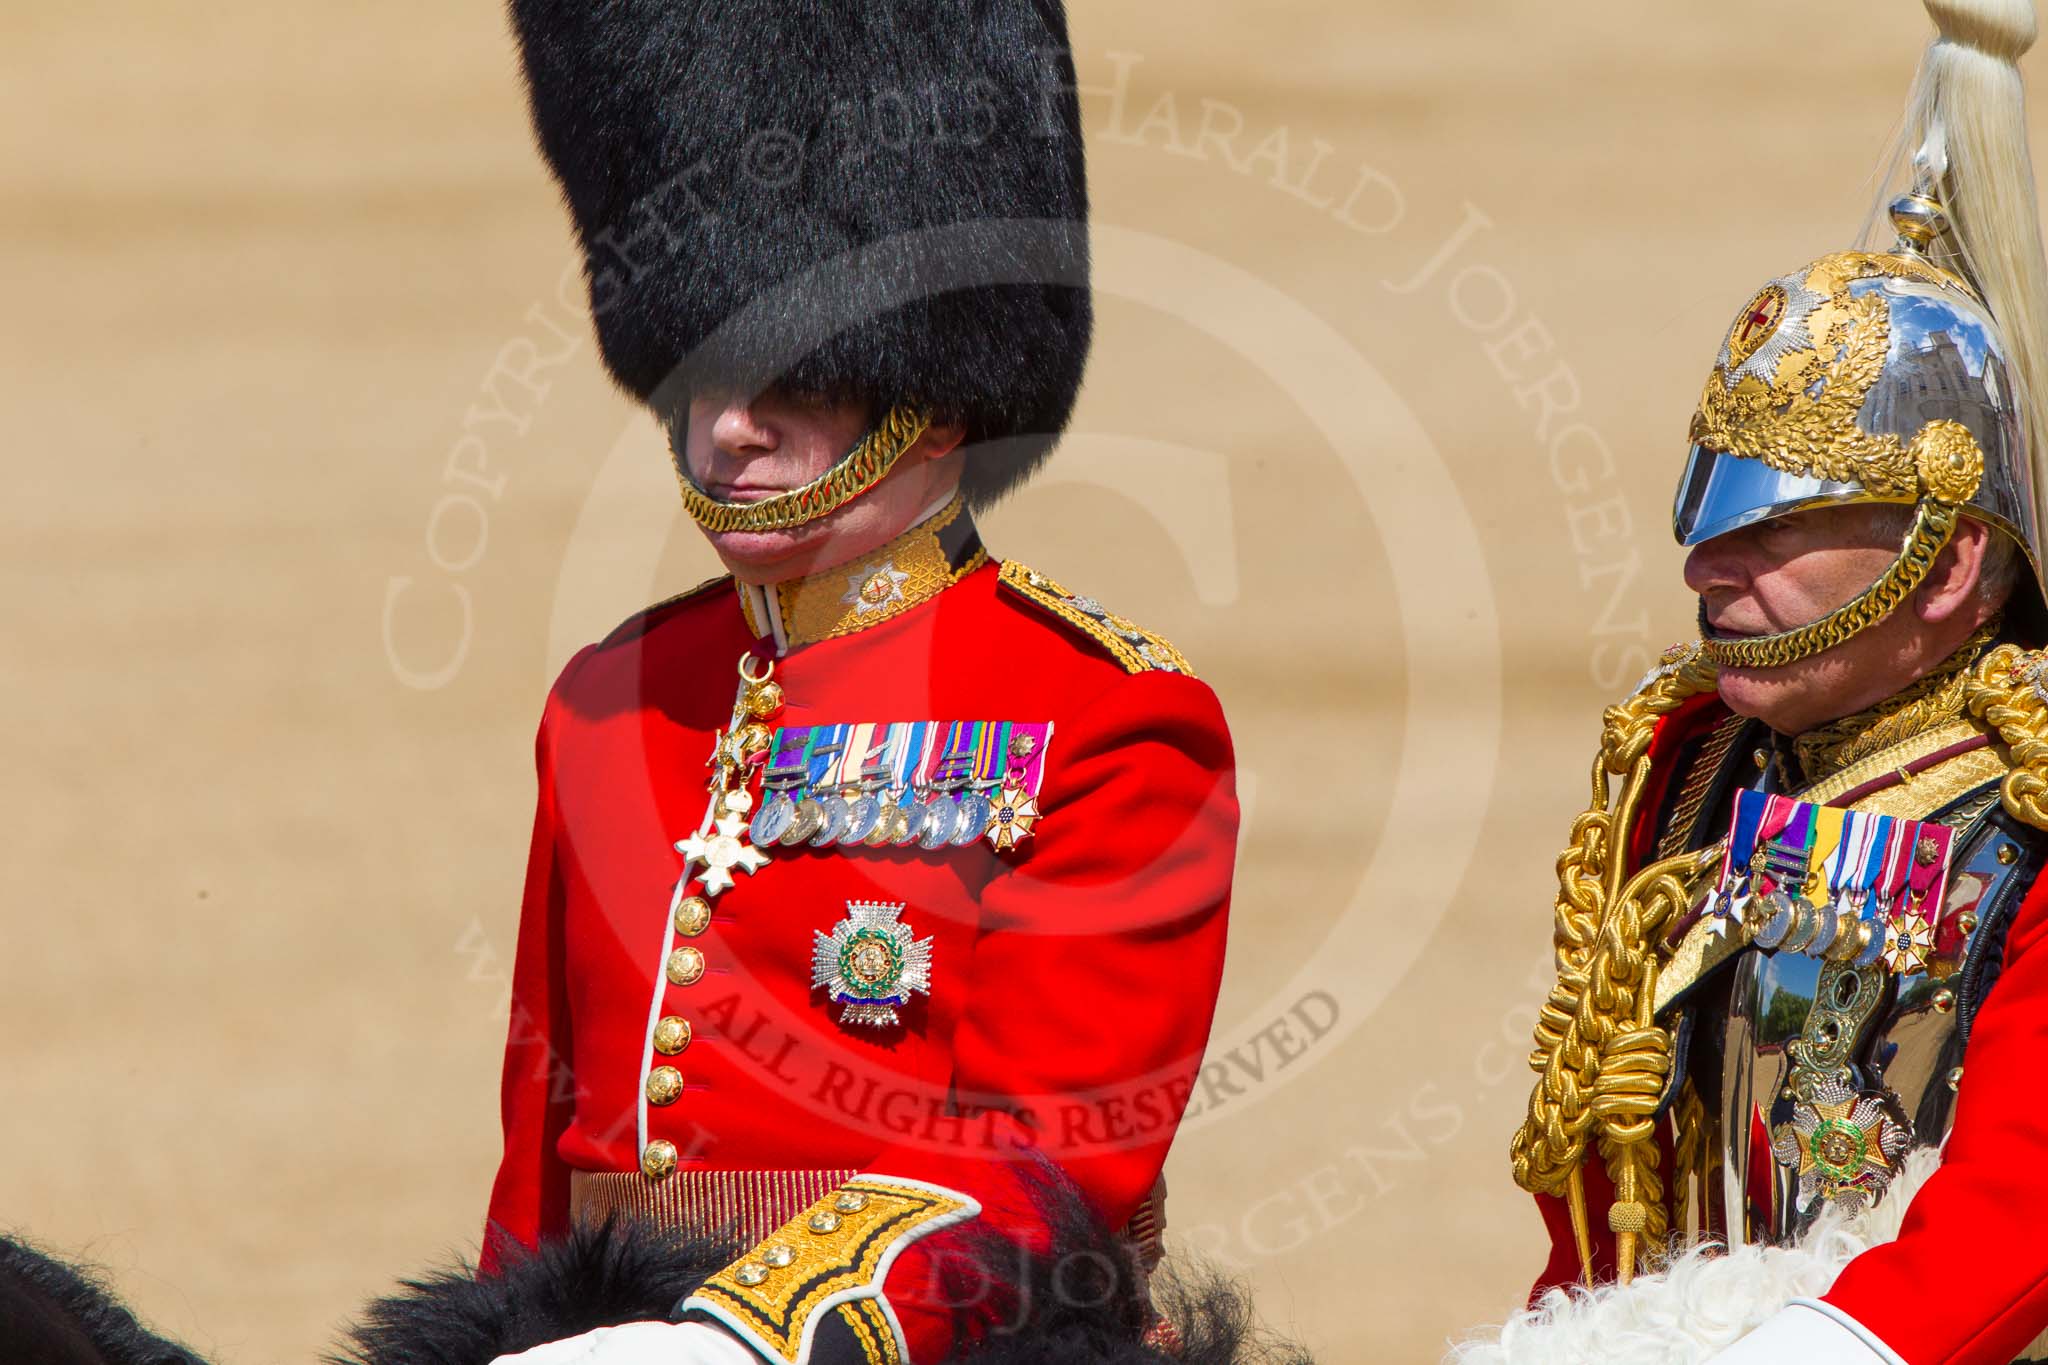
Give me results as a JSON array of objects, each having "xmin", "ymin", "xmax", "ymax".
[{"xmin": 675, "ymin": 814, "xmax": 770, "ymax": 896}]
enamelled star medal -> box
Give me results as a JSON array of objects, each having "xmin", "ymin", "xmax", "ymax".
[
  {"xmin": 986, "ymin": 776, "xmax": 1041, "ymax": 852},
  {"xmin": 675, "ymin": 654, "xmax": 783, "ymax": 898},
  {"xmin": 813, "ymin": 900, "xmax": 934, "ymax": 1027}
]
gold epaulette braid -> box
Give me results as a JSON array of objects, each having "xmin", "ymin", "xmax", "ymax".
[
  {"xmin": 1965, "ymin": 643, "xmax": 2048, "ymax": 831},
  {"xmin": 1510, "ymin": 644, "xmax": 1721, "ymax": 1285}
]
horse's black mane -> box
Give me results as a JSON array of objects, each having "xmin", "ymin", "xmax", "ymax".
[
  {"xmin": 0, "ymin": 1176, "xmax": 1313, "ymax": 1365},
  {"xmin": 336, "ymin": 1175, "xmax": 1314, "ymax": 1365},
  {"xmin": 0, "ymin": 1237, "xmax": 206, "ymax": 1365}
]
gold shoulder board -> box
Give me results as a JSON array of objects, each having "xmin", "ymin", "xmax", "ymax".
[
  {"xmin": 597, "ymin": 574, "xmax": 732, "ymax": 652},
  {"xmin": 997, "ymin": 560, "xmax": 1195, "ymax": 677}
]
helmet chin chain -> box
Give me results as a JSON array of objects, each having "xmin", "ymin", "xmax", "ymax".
[
  {"xmin": 674, "ymin": 405, "xmax": 933, "ymax": 535},
  {"xmin": 1696, "ymin": 498, "xmax": 1961, "ymax": 670},
  {"xmin": 1695, "ymin": 420, "xmax": 1984, "ymax": 671}
]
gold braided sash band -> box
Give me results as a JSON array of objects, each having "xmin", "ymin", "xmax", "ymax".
[
  {"xmin": 676, "ymin": 406, "xmax": 933, "ymax": 534},
  {"xmin": 684, "ymin": 1175, "xmax": 979, "ymax": 1365},
  {"xmin": 570, "ymin": 1168, "xmax": 857, "ymax": 1250},
  {"xmin": 1510, "ymin": 644, "xmax": 1723, "ymax": 1287}
]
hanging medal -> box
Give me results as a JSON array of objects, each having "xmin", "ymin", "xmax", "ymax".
[
  {"xmin": 1715, "ymin": 789, "xmax": 1771, "ymax": 921},
  {"xmin": 917, "ymin": 790, "xmax": 961, "ymax": 848},
  {"xmin": 1749, "ymin": 798, "xmax": 1814, "ymax": 949},
  {"xmin": 1884, "ymin": 827, "xmax": 1951, "ymax": 975},
  {"xmin": 1848, "ymin": 816, "xmax": 1893, "ymax": 967},
  {"xmin": 1786, "ymin": 807, "xmax": 1847, "ymax": 955},
  {"xmin": 739, "ymin": 717, "xmax": 1054, "ymax": 857},
  {"xmin": 1819, "ymin": 812, "xmax": 1885, "ymax": 964},
  {"xmin": 987, "ymin": 728, "xmax": 1044, "ymax": 853},
  {"xmin": 674, "ymin": 653, "xmax": 783, "ymax": 897},
  {"xmin": 1812, "ymin": 808, "xmax": 1872, "ymax": 959},
  {"xmin": 749, "ymin": 725, "xmax": 806, "ymax": 847}
]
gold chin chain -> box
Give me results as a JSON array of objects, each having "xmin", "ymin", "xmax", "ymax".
[
  {"xmin": 676, "ymin": 406, "xmax": 933, "ymax": 535},
  {"xmin": 1696, "ymin": 498, "xmax": 1960, "ymax": 671}
]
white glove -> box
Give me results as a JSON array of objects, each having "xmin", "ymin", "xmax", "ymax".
[
  {"xmin": 1705, "ymin": 1300, "xmax": 1906, "ymax": 1364},
  {"xmin": 489, "ymin": 1320, "xmax": 764, "ymax": 1365}
]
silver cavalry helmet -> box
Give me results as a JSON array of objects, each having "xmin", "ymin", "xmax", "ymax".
[{"xmin": 1672, "ymin": 198, "xmax": 2048, "ymax": 669}]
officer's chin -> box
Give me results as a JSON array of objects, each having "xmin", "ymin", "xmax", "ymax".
[
  {"xmin": 1696, "ymin": 603, "xmax": 1831, "ymax": 728},
  {"xmin": 709, "ymin": 510, "xmax": 882, "ymax": 585},
  {"xmin": 710, "ymin": 524, "xmax": 827, "ymax": 584}
]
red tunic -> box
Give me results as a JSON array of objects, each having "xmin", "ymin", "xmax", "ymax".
[{"xmin": 485, "ymin": 547, "xmax": 1235, "ymax": 1363}]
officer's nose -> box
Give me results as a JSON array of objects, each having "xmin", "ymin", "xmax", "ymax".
[
  {"xmin": 1683, "ymin": 530, "xmax": 1752, "ymax": 597},
  {"xmin": 710, "ymin": 401, "xmax": 778, "ymax": 459}
]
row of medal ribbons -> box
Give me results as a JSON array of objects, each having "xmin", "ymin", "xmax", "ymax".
[
  {"xmin": 1712, "ymin": 790, "xmax": 1958, "ymax": 974},
  {"xmin": 748, "ymin": 720, "xmax": 1052, "ymax": 851}
]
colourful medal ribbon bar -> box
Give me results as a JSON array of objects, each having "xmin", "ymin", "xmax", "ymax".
[
  {"xmin": 1720, "ymin": 788, "xmax": 1771, "ymax": 908},
  {"xmin": 1851, "ymin": 814, "xmax": 1893, "ymax": 966},
  {"xmin": 761, "ymin": 720, "xmax": 1057, "ymax": 804},
  {"xmin": 1775, "ymin": 802, "xmax": 1819, "ymax": 889},
  {"xmin": 1748, "ymin": 794, "xmax": 1802, "ymax": 895},
  {"xmin": 1875, "ymin": 820, "xmax": 1916, "ymax": 919},
  {"xmin": 1805, "ymin": 806, "xmax": 1848, "ymax": 910},
  {"xmin": 1824, "ymin": 810, "xmax": 1870, "ymax": 909}
]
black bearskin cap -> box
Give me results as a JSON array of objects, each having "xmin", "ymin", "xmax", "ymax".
[{"xmin": 509, "ymin": 0, "xmax": 1093, "ymax": 510}]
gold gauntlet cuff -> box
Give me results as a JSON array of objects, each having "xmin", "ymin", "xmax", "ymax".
[{"xmin": 684, "ymin": 1175, "xmax": 978, "ymax": 1364}]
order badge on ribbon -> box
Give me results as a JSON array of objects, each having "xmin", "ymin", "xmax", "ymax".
[{"xmin": 1710, "ymin": 789, "xmax": 1956, "ymax": 974}]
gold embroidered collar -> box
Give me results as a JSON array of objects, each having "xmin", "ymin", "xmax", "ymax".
[
  {"xmin": 735, "ymin": 495, "xmax": 987, "ymax": 653},
  {"xmin": 1790, "ymin": 616, "xmax": 2002, "ymax": 784}
]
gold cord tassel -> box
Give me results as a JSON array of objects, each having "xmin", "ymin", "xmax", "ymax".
[{"xmin": 1510, "ymin": 645, "xmax": 1720, "ymax": 1285}]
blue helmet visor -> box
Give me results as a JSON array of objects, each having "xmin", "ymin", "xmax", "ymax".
[{"xmin": 1672, "ymin": 444, "xmax": 1889, "ymax": 547}]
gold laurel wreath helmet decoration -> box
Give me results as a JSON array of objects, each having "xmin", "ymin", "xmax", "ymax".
[{"xmin": 676, "ymin": 405, "xmax": 934, "ymax": 534}]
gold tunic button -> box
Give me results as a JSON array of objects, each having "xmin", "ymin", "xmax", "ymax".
[
  {"xmin": 646, "ymin": 1066, "xmax": 684, "ymax": 1105},
  {"xmin": 666, "ymin": 946, "xmax": 706, "ymax": 986},
  {"xmin": 807, "ymin": 1209, "xmax": 842, "ymax": 1235},
  {"xmin": 734, "ymin": 1263, "xmax": 768, "ymax": 1287},
  {"xmin": 833, "ymin": 1191, "xmax": 868, "ymax": 1214},
  {"xmin": 641, "ymin": 1140, "xmax": 678, "ymax": 1180},
  {"xmin": 1949, "ymin": 1066, "xmax": 1965, "ymax": 1092},
  {"xmin": 1753, "ymin": 748, "xmax": 1769, "ymax": 770},
  {"xmin": 1999, "ymin": 843, "xmax": 2020, "ymax": 866},
  {"xmin": 746, "ymin": 681, "xmax": 784, "ymax": 719},
  {"xmin": 735, "ymin": 723, "xmax": 775, "ymax": 761},
  {"xmin": 762, "ymin": 1244, "xmax": 795, "ymax": 1268},
  {"xmin": 1959, "ymin": 910, "xmax": 1981, "ymax": 935},
  {"xmin": 1932, "ymin": 988, "xmax": 1957, "ymax": 1014},
  {"xmin": 653, "ymin": 1016, "xmax": 693, "ymax": 1055},
  {"xmin": 673, "ymin": 897, "xmax": 712, "ymax": 937}
]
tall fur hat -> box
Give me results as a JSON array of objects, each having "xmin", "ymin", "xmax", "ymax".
[{"xmin": 508, "ymin": 0, "xmax": 1093, "ymax": 509}]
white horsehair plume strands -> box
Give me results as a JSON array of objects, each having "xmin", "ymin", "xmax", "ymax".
[{"xmin": 1875, "ymin": 0, "xmax": 2048, "ymax": 554}]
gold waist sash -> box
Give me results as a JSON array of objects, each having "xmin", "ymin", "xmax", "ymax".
[
  {"xmin": 570, "ymin": 1168, "xmax": 857, "ymax": 1250},
  {"xmin": 571, "ymin": 1168, "xmax": 1169, "ymax": 1271}
]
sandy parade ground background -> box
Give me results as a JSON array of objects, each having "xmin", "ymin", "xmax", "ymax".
[{"xmin": 1, "ymin": 2, "xmax": 2020, "ymax": 1359}]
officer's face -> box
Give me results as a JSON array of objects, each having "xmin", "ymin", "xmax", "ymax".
[
  {"xmin": 679, "ymin": 388, "xmax": 964, "ymax": 583},
  {"xmin": 1684, "ymin": 503, "xmax": 1999, "ymax": 735}
]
